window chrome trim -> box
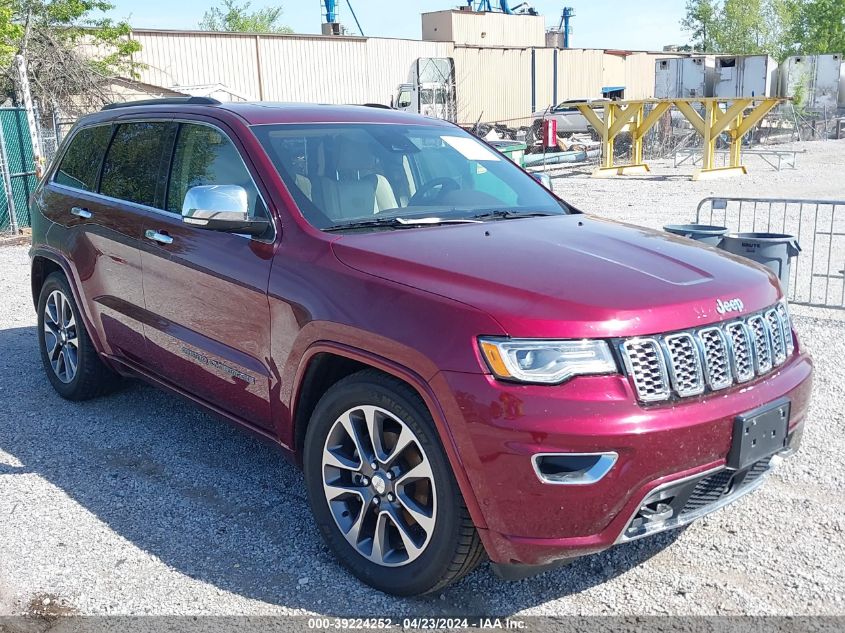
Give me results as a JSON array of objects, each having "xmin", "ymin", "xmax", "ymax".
[
  {"xmin": 48, "ymin": 117, "xmax": 277, "ymax": 243},
  {"xmin": 531, "ymin": 452, "xmax": 618, "ymax": 486}
]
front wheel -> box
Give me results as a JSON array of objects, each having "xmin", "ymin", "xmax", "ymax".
[
  {"xmin": 303, "ymin": 370, "xmax": 484, "ymax": 595},
  {"xmin": 37, "ymin": 272, "xmax": 119, "ymax": 400}
]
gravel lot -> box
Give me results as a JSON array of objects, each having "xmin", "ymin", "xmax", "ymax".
[{"xmin": 1, "ymin": 140, "xmax": 844, "ymax": 619}]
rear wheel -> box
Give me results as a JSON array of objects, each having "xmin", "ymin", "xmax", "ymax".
[
  {"xmin": 303, "ymin": 370, "xmax": 484, "ymax": 595},
  {"xmin": 37, "ymin": 272, "xmax": 119, "ymax": 400}
]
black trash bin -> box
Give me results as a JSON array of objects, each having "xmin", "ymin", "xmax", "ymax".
[
  {"xmin": 664, "ymin": 224, "xmax": 729, "ymax": 246},
  {"xmin": 718, "ymin": 232, "xmax": 801, "ymax": 292}
]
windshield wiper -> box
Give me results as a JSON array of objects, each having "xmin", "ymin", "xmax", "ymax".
[
  {"xmin": 470, "ymin": 210, "xmax": 559, "ymax": 221},
  {"xmin": 324, "ymin": 216, "xmax": 481, "ymax": 232}
]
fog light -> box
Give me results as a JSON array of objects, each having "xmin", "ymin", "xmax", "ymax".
[{"xmin": 532, "ymin": 452, "xmax": 617, "ymax": 485}]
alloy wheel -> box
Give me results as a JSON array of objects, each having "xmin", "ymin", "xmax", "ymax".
[
  {"xmin": 43, "ymin": 289, "xmax": 79, "ymax": 384},
  {"xmin": 321, "ymin": 405, "xmax": 437, "ymax": 567}
]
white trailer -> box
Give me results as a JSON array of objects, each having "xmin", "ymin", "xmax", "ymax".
[
  {"xmin": 714, "ymin": 55, "xmax": 778, "ymax": 98},
  {"xmin": 393, "ymin": 57, "xmax": 457, "ymax": 122},
  {"xmin": 654, "ymin": 56, "xmax": 716, "ymax": 99},
  {"xmin": 779, "ymin": 54, "xmax": 843, "ymax": 111}
]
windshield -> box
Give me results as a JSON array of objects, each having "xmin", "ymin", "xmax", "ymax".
[{"xmin": 251, "ymin": 123, "xmax": 568, "ymax": 230}]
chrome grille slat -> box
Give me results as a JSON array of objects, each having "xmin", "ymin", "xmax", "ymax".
[
  {"xmin": 663, "ymin": 333, "xmax": 704, "ymax": 397},
  {"xmin": 766, "ymin": 309, "xmax": 787, "ymax": 366},
  {"xmin": 725, "ymin": 321, "xmax": 755, "ymax": 383},
  {"xmin": 748, "ymin": 315, "xmax": 773, "ymax": 374},
  {"xmin": 698, "ymin": 327, "xmax": 732, "ymax": 390},
  {"xmin": 621, "ymin": 338, "xmax": 670, "ymax": 403},
  {"xmin": 776, "ymin": 303, "xmax": 795, "ymax": 356},
  {"xmin": 621, "ymin": 302, "xmax": 794, "ymax": 403}
]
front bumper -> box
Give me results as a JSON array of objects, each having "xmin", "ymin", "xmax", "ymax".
[{"xmin": 430, "ymin": 350, "xmax": 813, "ymax": 567}]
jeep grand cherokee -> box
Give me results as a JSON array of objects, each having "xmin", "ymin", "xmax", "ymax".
[{"xmin": 29, "ymin": 97, "xmax": 812, "ymax": 596}]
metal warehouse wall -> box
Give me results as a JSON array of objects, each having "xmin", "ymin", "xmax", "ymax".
[
  {"xmin": 453, "ymin": 47, "xmax": 533, "ymax": 123},
  {"xmin": 128, "ymin": 30, "xmax": 666, "ymax": 124},
  {"xmin": 131, "ymin": 30, "xmax": 452, "ymax": 105}
]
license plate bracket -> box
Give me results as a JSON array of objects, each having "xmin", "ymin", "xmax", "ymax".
[{"xmin": 727, "ymin": 397, "xmax": 790, "ymax": 471}]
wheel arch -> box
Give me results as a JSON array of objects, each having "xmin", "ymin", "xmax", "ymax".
[
  {"xmin": 30, "ymin": 248, "xmax": 108, "ymax": 357},
  {"xmin": 289, "ymin": 342, "xmax": 488, "ymax": 530}
]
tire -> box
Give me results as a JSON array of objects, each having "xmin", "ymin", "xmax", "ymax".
[
  {"xmin": 37, "ymin": 272, "xmax": 120, "ymax": 401},
  {"xmin": 303, "ymin": 370, "xmax": 484, "ymax": 596}
]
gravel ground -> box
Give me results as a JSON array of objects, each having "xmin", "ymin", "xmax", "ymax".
[{"xmin": 1, "ymin": 140, "xmax": 844, "ymax": 619}]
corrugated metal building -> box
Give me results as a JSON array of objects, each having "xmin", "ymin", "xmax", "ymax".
[{"xmin": 124, "ymin": 11, "xmax": 672, "ymax": 124}]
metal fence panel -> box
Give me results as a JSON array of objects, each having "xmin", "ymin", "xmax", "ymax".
[
  {"xmin": 0, "ymin": 108, "xmax": 38, "ymax": 233},
  {"xmin": 697, "ymin": 196, "xmax": 845, "ymax": 309}
]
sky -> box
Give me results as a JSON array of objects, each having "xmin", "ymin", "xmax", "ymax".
[{"xmin": 104, "ymin": 0, "xmax": 689, "ymax": 51}]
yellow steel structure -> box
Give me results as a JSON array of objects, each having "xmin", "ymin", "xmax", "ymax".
[{"xmin": 573, "ymin": 97, "xmax": 784, "ymax": 180}]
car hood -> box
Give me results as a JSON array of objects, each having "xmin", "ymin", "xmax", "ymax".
[{"xmin": 330, "ymin": 215, "xmax": 782, "ymax": 338}]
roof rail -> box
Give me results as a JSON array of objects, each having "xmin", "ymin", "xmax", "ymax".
[
  {"xmin": 101, "ymin": 96, "xmax": 222, "ymax": 111},
  {"xmin": 359, "ymin": 103, "xmax": 394, "ymax": 110}
]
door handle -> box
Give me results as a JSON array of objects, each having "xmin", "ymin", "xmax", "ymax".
[
  {"xmin": 145, "ymin": 229, "xmax": 173, "ymax": 245},
  {"xmin": 70, "ymin": 206, "xmax": 92, "ymax": 219}
]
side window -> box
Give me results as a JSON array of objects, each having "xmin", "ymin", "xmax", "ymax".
[
  {"xmin": 397, "ymin": 91, "xmax": 412, "ymax": 109},
  {"xmin": 53, "ymin": 125, "xmax": 112, "ymax": 192},
  {"xmin": 100, "ymin": 122, "xmax": 176, "ymax": 207},
  {"xmin": 166, "ymin": 123, "xmax": 266, "ymax": 218}
]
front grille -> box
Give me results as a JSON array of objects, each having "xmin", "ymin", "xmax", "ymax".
[{"xmin": 620, "ymin": 303, "xmax": 793, "ymax": 403}]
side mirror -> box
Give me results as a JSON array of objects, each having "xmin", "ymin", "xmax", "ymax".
[
  {"xmin": 532, "ymin": 172, "xmax": 553, "ymax": 190},
  {"xmin": 181, "ymin": 185, "xmax": 269, "ymax": 237}
]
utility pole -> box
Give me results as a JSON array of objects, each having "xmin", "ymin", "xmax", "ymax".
[{"xmin": 15, "ymin": 55, "xmax": 44, "ymax": 178}]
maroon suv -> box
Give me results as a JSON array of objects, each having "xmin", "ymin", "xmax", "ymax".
[{"xmin": 29, "ymin": 97, "xmax": 812, "ymax": 596}]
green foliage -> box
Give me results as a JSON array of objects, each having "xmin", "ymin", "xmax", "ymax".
[
  {"xmin": 1, "ymin": 0, "xmax": 141, "ymax": 110},
  {"xmin": 681, "ymin": 0, "xmax": 720, "ymax": 51},
  {"xmin": 785, "ymin": 0, "xmax": 845, "ymax": 54},
  {"xmin": 680, "ymin": 0, "xmax": 844, "ymax": 60},
  {"xmin": 199, "ymin": 0, "xmax": 293, "ymax": 34}
]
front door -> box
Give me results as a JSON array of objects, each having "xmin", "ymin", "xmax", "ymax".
[{"xmin": 138, "ymin": 120, "xmax": 276, "ymax": 432}]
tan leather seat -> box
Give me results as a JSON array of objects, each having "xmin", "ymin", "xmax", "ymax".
[{"xmin": 317, "ymin": 138, "xmax": 397, "ymax": 220}]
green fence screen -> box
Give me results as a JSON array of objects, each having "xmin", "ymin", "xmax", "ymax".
[{"xmin": 0, "ymin": 108, "xmax": 38, "ymax": 232}]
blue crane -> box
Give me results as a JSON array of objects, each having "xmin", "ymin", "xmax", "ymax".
[
  {"xmin": 321, "ymin": 0, "xmax": 364, "ymax": 36},
  {"xmin": 558, "ymin": 7, "xmax": 575, "ymax": 48},
  {"xmin": 465, "ymin": 1, "xmax": 538, "ymax": 15}
]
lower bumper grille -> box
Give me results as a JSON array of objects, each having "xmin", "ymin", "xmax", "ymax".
[{"xmin": 619, "ymin": 456, "xmax": 774, "ymax": 542}]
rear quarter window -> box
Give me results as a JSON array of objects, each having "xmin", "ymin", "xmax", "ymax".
[{"xmin": 53, "ymin": 125, "xmax": 112, "ymax": 192}]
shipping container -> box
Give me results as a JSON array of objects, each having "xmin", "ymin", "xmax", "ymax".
[
  {"xmin": 654, "ymin": 56, "xmax": 715, "ymax": 98},
  {"xmin": 714, "ymin": 55, "xmax": 778, "ymax": 98},
  {"xmin": 779, "ymin": 54, "xmax": 843, "ymax": 111}
]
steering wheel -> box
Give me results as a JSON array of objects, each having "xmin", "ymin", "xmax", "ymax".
[{"xmin": 408, "ymin": 177, "xmax": 460, "ymax": 205}]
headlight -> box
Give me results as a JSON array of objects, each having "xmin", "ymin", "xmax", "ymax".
[{"xmin": 478, "ymin": 337, "xmax": 617, "ymax": 384}]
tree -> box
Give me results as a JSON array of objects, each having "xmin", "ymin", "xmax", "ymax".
[
  {"xmin": 199, "ymin": 0, "xmax": 293, "ymax": 33},
  {"xmin": 680, "ymin": 0, "xmax": 805, "ymax": 60},
  {"xmin": 786, "ymin": 0, "xmax": 845, "ymax": 54},
  {"xmin": 681, "ymin": 0, "xmax": 720, "ymax": 51},
  {"xmin": 1, "ymin": 0, "xmax": 140, "ymax": 113}
]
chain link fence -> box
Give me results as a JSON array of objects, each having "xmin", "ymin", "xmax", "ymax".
[{"xmin": 0, "ymin": 108, "xmax": 69, "ymax": 236}]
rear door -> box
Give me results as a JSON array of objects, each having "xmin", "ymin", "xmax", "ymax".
[
  {"xmin": 39, "ymin": 122, "xmax": 153, "ymax": 363},
  {"xmin": 137, "ymin": 119, "xmax": 277, "ymax": 432}
]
